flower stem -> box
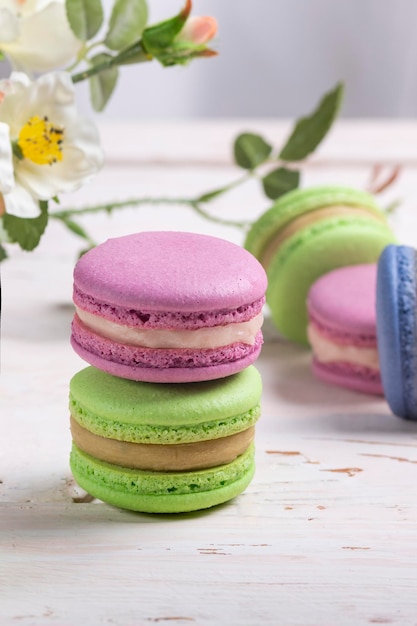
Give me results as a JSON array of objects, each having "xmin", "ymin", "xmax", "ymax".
[
  {"xmin": 189, "ymin": 202, "xmax": 250, "ymax": 228},
  {"xmin": 196, "ymin": 171, "xmax": 253, "ymax": 202},
  {"xmin": 65, "ymin": 42, "xmax": 89, "ymax": 73},
  {"xmin": 51, "ymin": 197, "xmax": 189, "ymax": 217},
  {"xmin": 71, "ymin": 41, "xmax": 151, "ymax": 84},
  {"xmin": 72, "ymin": 57, "xmax": 115, "ymax": 83},
  {"xmin": 50, "ymin": 196, "xmax": 250, "ymax": 229}
]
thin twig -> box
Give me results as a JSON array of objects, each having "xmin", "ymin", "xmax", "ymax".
[
  {"xmin": 51, "ymin": 197, "xmax": 189, "ymax": 218},
  {"xmin": 189, "ymin": 202, "xmax": 251, "ymax": 229},
  {"xmin": 367, "ymin": 164, "xmax": 402, "ymax": 195},
  {"xmin": 50, "ymin": 196, "xmax": 249, "ymax": 230}
]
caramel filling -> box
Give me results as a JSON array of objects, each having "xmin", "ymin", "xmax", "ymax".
[
  {"xmin": 70, "ymin": 416, "xmax": 255, "ymax": 471},
  {"xmin": 261, "ymin": 205, "xmax": 386, "ymax": 269}
]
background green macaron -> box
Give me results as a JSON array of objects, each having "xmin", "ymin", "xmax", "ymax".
[
  {"xmin": 245, "ymin": 186, "xmax": 396, "ymax": 345},
  {"xmin": 69, "ymin": 366, "xmax": 262, "ymax": 513}
]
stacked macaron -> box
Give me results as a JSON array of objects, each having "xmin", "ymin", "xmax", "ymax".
[{"xmin": 69, "ymin": 231, "xmax": 267, "ymax": 513}]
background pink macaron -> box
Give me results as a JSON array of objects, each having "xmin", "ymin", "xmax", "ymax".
[
  {"xmin": 71, "ymin": 231, "xmax": 267, "ymax": 383},
  {"xmin": 307, "ymin": 264, "xmax": 382, "ymax": 395}
]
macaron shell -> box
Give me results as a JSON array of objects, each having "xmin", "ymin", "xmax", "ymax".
[
  {"xmin": 70, "ymin": 443, "xmax": 255, "ymax": 514},
  {"xmin": 69, "ymin": 365, "xmax": 262, "ymax": 443},
  {"xmin": 245, "ymin": 186, "xmax": 385, "ymax": 260},
  {"xmin": 377, "ymin": 245, "xmax": 417, "ymax": 419},
  {"xmin": 74, "ymin": 231, "xmax": 267, "ymax": 312},
  {"xmin": 71, "ymin": 335, "xmax": 263, "ymax": 383},
  {"xmin": 308, "ymin": 264, "xmax": 377, "ymax": 338},
  {"xmin": 70, "ymin": 314, "xmax": 263, "ymax": 384},
  {"xmin": 267, "ymin": 216, "xmax": 395, "ymax": 345},
  {"xmin": 312, "ymin": 359, "xmax": 383, "ymax": 396},
  {"xmin": 73, "ymin": 291, "xmax": 264, "ymax": 330}
]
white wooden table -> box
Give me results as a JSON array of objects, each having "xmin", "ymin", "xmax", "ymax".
[{"xmin": 3, "ymin": 121, "xmax": 417, "ymax": 625}]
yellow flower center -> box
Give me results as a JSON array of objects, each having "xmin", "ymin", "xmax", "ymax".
[{"xmin": 18, "ymin": 115, "xmax": 64, "ymax": 166}]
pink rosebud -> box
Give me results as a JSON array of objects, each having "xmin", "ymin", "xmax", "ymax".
[{"xmin": 177, "ymin": 16, "xmax": 218, "ymax": 46}]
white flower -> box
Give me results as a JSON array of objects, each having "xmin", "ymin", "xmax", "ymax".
[
  {"xmin": 0, "ymin": 116, "xmax": 40, "ymax": 217},
  {"xmin": 0, "ymin": 71, "xmax": 104, "ymax": 206},
  {"xmin": 0, "ymin": 0, "xmax": 81, "ymax": 73}
]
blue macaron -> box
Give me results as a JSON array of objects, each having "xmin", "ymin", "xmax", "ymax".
[{"xmin": 376, "ymin": 244, "xmax": 417, "ymax": 419}]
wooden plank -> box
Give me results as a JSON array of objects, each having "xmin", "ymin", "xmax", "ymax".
[{"xmin": 98, "ymin": 120, "xmax": 417, "ymax": 165}]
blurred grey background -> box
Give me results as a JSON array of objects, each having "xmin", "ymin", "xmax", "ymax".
[
  {"xmin": 3, "ymin": 0, "xmax": 417, "ymax": 119},
  {"xmin": 76, "ymin": 0, "xmax": 417, "ymax": 119}
]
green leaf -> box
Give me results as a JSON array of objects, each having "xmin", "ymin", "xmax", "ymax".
[
  {"xmin": 11, "ymin": 140, "xmax": 23, "ymax": 160},
  {"xmin": 384, "ymin": 199, "xmax": 402, "ymax": 215},
  {"xmin": 152, "ymin": 45, "xmax": 217, "ymax": 68},
  {"xmin": 262, "ymin": 167, "xmax": 300, "ymax": 200},
  {"xmin": 142, "ymin": 0, "xmax": 189, "ymax": 54},
  {"xmin": 65, "ymin": 0, "xmax": 104, "ymax": 41},
  {"xmin": 2, "ymin": 200, "xmax": 48, "ymax": 251},
  {"xmin": 89, "ymin": 53, "xmax": 119, "ymax": 111},
  {"xmin": 0, "ymin": 242, "xmax": 7, "ymax": 262},
  {"xmin": 279, "ymin": 82, "xmax": 344, "ymax": 162},
  {"xmin": 234, "ymin": 133, "xmax": 272, "ymax": 170},
  {"xmin": 78, "ymin": 245, "xmax": 95, "ymax": 258},
  {"xmin": 105, "ymin": 0, "xmax": 148, "ymax": 51},
  {"xmin": 59, "ymin": 217, "xmax": 92, "ymax": 241},
  {"xmin": 196, "ymin": 187, "xmax": 228, "ymax": 203}
]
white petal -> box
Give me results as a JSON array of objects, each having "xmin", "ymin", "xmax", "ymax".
[
  {"xmin": 7, "ymin": 71, "xmax": 32, "ymax": 88},
  {"xmin": 17, "ymin": 137, "xmax": 103, "ymax": 198},
  {"xmin": 0, "ymin": 216, "xmax": 13, "ymax": 243},
  {"xmin": 0, "ymin": 122, "xmax": 14, "ymax": 194},
  {"xmin": 0, "ymin": 7, "xmax": 19, "ymax": 43},
  {"xmin": 2, "ymin": 184, "xmax": 40, "ymax": 217},
  {"xmin": 18, "ymin": 0, "xmax": 58, "ymax": 16},
  {"xmin": 34, "ymin": 70, "xmax": 75, "ymax": 108},
  {"xmin": 0, "ymin": 71, "xmax": 75, "ymax": 135},
  {"xmin": 0, "ymin": 71, "xmax": 30, "ymax": 103},
  {"xmin": 1, "ymin": 2, "xmax": 81, "ymax": 72}
]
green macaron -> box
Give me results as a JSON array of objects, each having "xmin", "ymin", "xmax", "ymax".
[
  {"xmin": 70, "ymin": 366, "xmax": 262, "ymax": 444},
  {"xmin": 70, "ymin": 443, "xmax": 255, "ymax": 514},
  {"xmin": 69, "ymin": 366, "xmax": 262, "ymax": 513},
  {"xmin": 245, "ymin": 186, "xmax": 396, "ymax": 345}
]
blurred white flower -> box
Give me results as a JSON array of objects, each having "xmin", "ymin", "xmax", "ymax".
[
  {"xmin": 0, "ymin": 0, "xmax": 81, "ymax": 73},
  {"xmin": 0, "ymin": 71, "xmax": 103, "ymax": 205}
]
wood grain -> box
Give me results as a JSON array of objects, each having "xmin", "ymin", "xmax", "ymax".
[{"xmin": 2, "ymin": 121, "xmax": 417, "ymax": 625}]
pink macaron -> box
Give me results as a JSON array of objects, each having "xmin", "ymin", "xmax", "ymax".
[
  {"xmin": 71, "ymin": 231, "xmax": 267, "ymax": 383},
  {"xmin": 306, "ymin": 264, "xmax": 382, "ymax": 395}
]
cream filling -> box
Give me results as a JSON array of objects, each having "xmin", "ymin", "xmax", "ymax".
[
  {"xmin": 308, "ymin": 323, "xmax": 379, "ymax": 370},
  {"xmin": 261, "ymin": 205, "xmax": 386, "ymax": 269},
  {"xmin": 76, "ymin": 307, "xmax": 263, "ymax": 349}
]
